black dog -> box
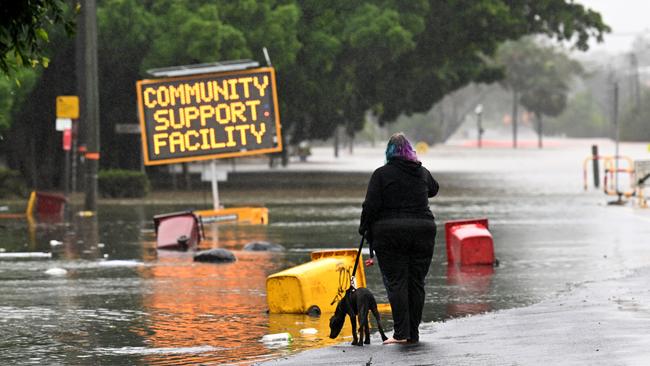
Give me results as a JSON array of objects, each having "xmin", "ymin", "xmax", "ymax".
[{"xmin": 329, "ymin": 287, "xmax": 388, "ymax": 346}]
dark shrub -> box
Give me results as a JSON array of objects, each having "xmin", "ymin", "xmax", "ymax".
[
  {"xmin": 0, "ymin": 168, "xmax": 28, "ymax": 198},
  {"xmin": 98, "ymin": 169, "xmax": 149, "ymax": 198}
]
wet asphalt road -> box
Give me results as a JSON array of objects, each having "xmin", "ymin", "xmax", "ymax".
[{"xmin": 260, "ymin": 140, "xmax": 650, "ymax": 366}]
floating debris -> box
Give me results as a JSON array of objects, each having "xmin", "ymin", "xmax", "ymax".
[
  {"xmin": 0, "ymin": 252, "xmax": 51, "ymax": 259},
  {"xmin": 194, "ymin": 248, "xmax": 236, "ymax": 263},
  {"xmin": 243, "ymin": 241, "xmax": 286, "ymax": 252},
  {"xmin": 261, "ymin": 332, "xmax": 292, "ymax": 343},
  {"xmin": 98, "ymin": 260, "xmax": 142, "ymax": 267},
  {"xmin": 45, "ymin": 268, "xmax": 67, "ymax": 276}
]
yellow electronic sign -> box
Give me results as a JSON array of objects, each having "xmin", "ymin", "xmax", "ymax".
[
  {"xmin": 136, "ymin": 67, "xmax": 282, "ymax": 165},
  {"xmin": 56, "ymin": 95, "xmax": 79, "ymax": 119}
]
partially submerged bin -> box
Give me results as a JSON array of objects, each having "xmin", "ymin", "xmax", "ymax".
[
  {"xmin": 266, "ymin": 249, "xmax": 366, "ymax": 315},
  {"xmin": 153, "ymin": 211, "xmax": 203, "ymax": 250},
  {"xmin": 445, "ymin": 218, "xmax": 494, "ymax": 266},
  {"xmin": 34, "ymin": 192, "xmax": 66, "ymax": 218}
]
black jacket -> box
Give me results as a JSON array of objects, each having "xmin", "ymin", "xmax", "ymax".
[{"xmin": 359, "ymin": 158, "xmax": 439, "ymax": 254}]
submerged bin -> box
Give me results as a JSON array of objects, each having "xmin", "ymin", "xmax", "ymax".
[
  {"xmin": 445, "ymin": 218, "xmax": 494, "ymax": 266},
  {"xmin": 153, "ymin": 211, "xmax": 203, "ymax": 250},
  {"xmin": 34, "ymin": 192, "xmax": 66, "ymax": 218},
  {"xmin": 266, "ymin": 249, "xmax": 366, "ymax": 315}
]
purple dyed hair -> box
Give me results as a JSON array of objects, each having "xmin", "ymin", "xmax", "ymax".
[{"xmin": 385, "ymin": 132, "xmax": 418, "ymax": 162}]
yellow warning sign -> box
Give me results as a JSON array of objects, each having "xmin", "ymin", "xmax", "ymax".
[{"xmin": 56, "ymin": 96, "xmax": 79, "ymax": 119}]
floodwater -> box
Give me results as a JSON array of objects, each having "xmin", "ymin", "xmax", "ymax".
[{"xmin": 2, "ymin": 142, "xmax": 650, "ymax": 365}]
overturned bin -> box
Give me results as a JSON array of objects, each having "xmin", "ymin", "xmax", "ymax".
[
  {"xmin": 445, "ymin": 218, "xmax": 494, "ymax": 266},
  {"xmin": 266, "ymin": 249, "xmax": 366, "ymax": 315},
  {"xmin": 153, "ymin": 211, "xmax": 203, "ymax": 251}
]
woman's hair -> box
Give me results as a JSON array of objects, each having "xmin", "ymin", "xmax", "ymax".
[{"xmin": 385, "ymin": 132, "xmax": 418, "ymax": 162}]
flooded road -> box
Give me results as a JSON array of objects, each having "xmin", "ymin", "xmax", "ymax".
[{"xmin": 2, "ymin": 141, "xmax": 650, "ymax": 365}]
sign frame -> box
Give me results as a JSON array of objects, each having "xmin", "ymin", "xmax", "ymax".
[{"xmin": 136, "ymin": 66, "xmax": 282, "ymax": 166}]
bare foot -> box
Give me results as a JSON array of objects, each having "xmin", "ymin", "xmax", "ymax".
[{"xmin": 382, "ymin": 337, "xmax": 408, "ymax": 345}]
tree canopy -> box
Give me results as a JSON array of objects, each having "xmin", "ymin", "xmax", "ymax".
[
  {"xmin": 0, "ymin": 0, "xmax": 76, "ymax": 75},
  {"xmin": 498, "ymin": 37, "xmax": 583, "ymax": 147},
  {"xmin": 2, "ymin": 0, "xmax": 610, "ymax": 186}
]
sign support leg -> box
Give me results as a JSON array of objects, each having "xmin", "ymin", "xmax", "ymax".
[{"xmin": 211, "ymin": 160, "xmax": 220, "ymax": 211}]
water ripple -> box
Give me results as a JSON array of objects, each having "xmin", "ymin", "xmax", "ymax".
[{"xmin": 94, "ymin": 345, "xmax": 227, "ymax": 355}]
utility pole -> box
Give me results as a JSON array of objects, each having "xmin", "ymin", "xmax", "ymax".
[
  {"xmin": 613, "ymin": 82, "xmax": 621, "ymax": 203},
  {"xmin": 512, "ymin": 89, "xmax": 518, "ymax": 149},
  {"xmin": 475, "ymin": 104, "xmax": 483, "ymax": 148},
  {"xmin": 75, "ymin": 9, "xmax": 85, "ymax": 194},
  {"xmin": 629, "ymin": 53, "xmax": 641, "ymax": 109},
  {"xmin": 82, "ymin": 0, "xmax": 100, "ymax": 212}
]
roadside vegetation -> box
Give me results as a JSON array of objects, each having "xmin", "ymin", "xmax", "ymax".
[{"xmin": 1, "ymin": 0, "xmax": 614, "ymax": 189}]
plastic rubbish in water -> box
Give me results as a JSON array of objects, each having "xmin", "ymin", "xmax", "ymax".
[
  {"xmin": 299, "ymin": 328, "xmax": 318, "ymax": 335},
  {"xmin": 0, "ymin": 252, "xmax": 51, "ymax": 259},
  {"xmin": 261, "ymin": 332, "xmax": 292, "ymax": 343},
  {"xmin": 49, "ymin": 240, "xmax": 63, "ymax": 247},
  {"xmin": 45, "ymin": 268, "xmax": 67, "ymax": 276},
  {"xmin": 98, "ymin": 260, "xmax": 141, "ymax": 267}
]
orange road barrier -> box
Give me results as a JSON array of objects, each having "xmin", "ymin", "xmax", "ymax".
[{"xmin": 602, "ymin": 156, "xmax": 635, "ymax": 198}]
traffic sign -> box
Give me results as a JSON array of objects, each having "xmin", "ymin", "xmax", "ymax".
[
  {"xmin": 56, "ymin": 118, "xmax": 72, "ymax": 131},
  {"xmin": 56, "ymin": 96, "xmax": 79, "ymax": 119},
  {"xmin": 63, "ymin": 129, "xmax": 72, "ymax": 151}
]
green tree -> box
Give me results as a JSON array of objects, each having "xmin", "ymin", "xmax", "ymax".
[
  {"xmin": 0, "ymin": 0, "xmax": 76, "ymax": 75},
  {"xmin": 2, "ymin": 0, "xmax": 610, "ymax": 187},
  {"xmin": 620, "ymin": 88, "xmax": 650, "ymax": 142},
  {"xmin": 281, "ymin": 0, "xmax": 428, "ymax": 147},
  {"xmin": 97, "ymin": 0, "xmax": 154, "ymax": 170},
  {"xmin": 0, "ymin": 69, "xmax": 39, "ymax": 135},
  {"xmin": 519, "ymin": 43, "xmax": 583, "ymax": 148},
  {"xmin": 498, "ymin": 38, "xmax": 583, "ymax": 148},
  {"xmin": 372, "ymin": 0, "xmax": 607, "ymax": 127},
  {"xmin": 546, "ymin": 91, "xmax": 609, "ymax": 138}
]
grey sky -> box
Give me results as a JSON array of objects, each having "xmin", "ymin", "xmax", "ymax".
[{"xmin": 577, "ymin": 0, "xmax": 650, "ymax": 54}]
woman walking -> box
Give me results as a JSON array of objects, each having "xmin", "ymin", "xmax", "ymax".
[{"xmin": 360, "ymin": 132, "xmax": 438, "ymax": 344}]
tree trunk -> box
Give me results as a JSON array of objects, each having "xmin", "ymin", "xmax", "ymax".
[
  {"xmin": 29, "ymin": 138, "xmax": 38, "ymax": 189},
  {"xmin": 171, "ymin": 165, "xmax": 177, "ymax": 190},
  {"xmin": 182, "ymin": 163, "xmax": 191, "ymax": 190},
  {"xmin": 348, "ymin": 133, "xmax": 354, "ymax": 154},
  {"xmin": 536, "ymin": 112, "xmax": 543, "ymax": 149},
  {"xmin": 281, "ymin": 133, "xmax": 288, "ymax": 167},
  {"xmin": 333, "ymin": 128, "xmax": 339, "ymax": 158},
  {"xmin": 512, "ymin": 89, "xmax": 518, "ymax": 149}
]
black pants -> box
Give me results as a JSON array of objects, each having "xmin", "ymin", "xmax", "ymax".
[{"xmin": 372, "ymin": 218, "xmax": 436, "ymax": 341}]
